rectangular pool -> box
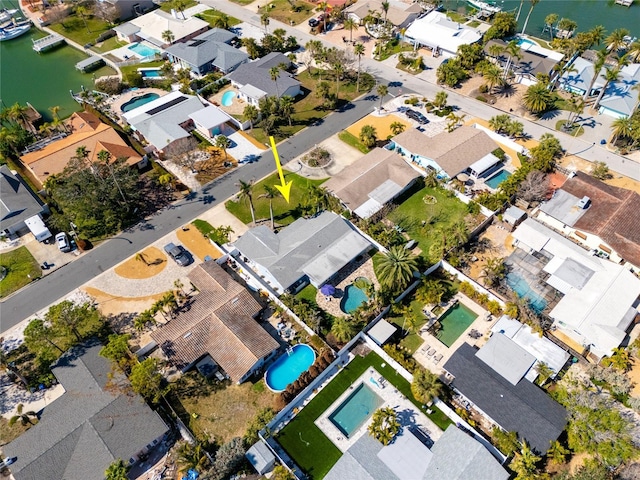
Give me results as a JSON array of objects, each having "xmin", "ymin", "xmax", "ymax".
[
  {"xmin": 128, "ymin": 43, "xmax": 160, "ymax": 58},
  {"xmin": 485, "ymin": 170, "xmax": 512, "ymax": 189},
  {"xmin": 506, "ymin": 272, "xmax": 548, "ymax": 313},
  {"xmin": 437, "ymin": 303, "xmax": 478, "ymax": 347},
  {"xmin": 329, "ymin": 383, "xmax": 383, "ymax": 438}
]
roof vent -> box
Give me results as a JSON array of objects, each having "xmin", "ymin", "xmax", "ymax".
[
  {"xmin": 183, "ymin": 332, "xmax": 192, "ymax": 339},
  {"xmin": 231, "ymin": 297, "xmax": 239, "ymax": 304},
  {"xmin": 577, "ymin": 196, "xmax": 590, "ymax": 209}
]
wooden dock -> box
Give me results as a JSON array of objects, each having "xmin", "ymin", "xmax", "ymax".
[{"xmin": 32, "ymin": 33, "xmax": 65, "ymax": 52}]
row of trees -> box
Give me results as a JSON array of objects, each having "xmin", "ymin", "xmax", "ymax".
[{"xmin": 242, "ymin": 27, "xmax": 298, "ymax": 60}]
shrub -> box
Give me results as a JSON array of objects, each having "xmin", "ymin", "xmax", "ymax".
[
  {"xmin": 476, "ymin": 95, "xmax": 488, "ymax": 103},
  {"xmin": 478, "ymin": 84, "xmax": 489, "ymax": 94},
  {"xmin": 486, "ymin": 300, "xmax": 502, "ymax": 316},
  {"xmin": 404, "ymin": 96, "xmax": 419, "ymax": 106},
  {"xmin": 95, "ymin": 77, "xmax": 125, "ymax": 95}
]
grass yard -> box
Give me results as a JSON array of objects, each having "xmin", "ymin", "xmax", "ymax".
[
  {"xmin": 338, "ymin": 131, "xmax": 370, "ymax": 153},
  {"xmin": 296, "ymin": 284, "xmax": 318, "ymax": 304},
  {"xmin": 376, "ymin": 40, "xmax": 414, "ymax": 61},
  {"xmin": 49, "ymin": 15, "xmax": 113, "ymax": 46},
  {"xmin": 0, "ymin": 247, "xmax": 42, "ymax": 299},
  {"xmin": 277, "ymin": 351, "xmax": 452, "ymax": 478},
  {"xmin": 120, "ymin": 60, "xmax": 166, "ymax": 78},
  {"xmin": 229, "ymin": 0, "xmax": 255, "ymax": 5},
  {"xmin": 225, "ymin": 171, "xmax": 327, "ymax": 226},
  {"xmin": 0, "ymin": 416, "xmax": 32, "ymax": 446},
  {"xmin": 159, "ymin": 0, "xmax": 198, "ymax": 12},
  {"xmin": 387, "ymin": 301, "xmax": 428, "ymax": 353},
  {"xmin": 259, "ymin": 0, "xmax": 315, "ymax": 25},
  {"xmin": 91, "ymin": 35, "xmax": 125, "ymax": 53},
  {"xmin": 195, "ymin": 9, "xmax": 242, "ymax": 28},
  {"xmin": 555, "ymin": 120, "xmax": 584, "ymax": 137},
  {"xmin": 388, "ymin": 185, "xmax": 471, "ymax": 262}
]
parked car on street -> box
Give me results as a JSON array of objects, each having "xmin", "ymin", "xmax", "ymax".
[
  {"xmin": 56, "ymin": 232, "xmax": 71, "ymax": 252},
  {"xmin": 164, "ymin": 243, "xmax": 191, "ymax": 266}
]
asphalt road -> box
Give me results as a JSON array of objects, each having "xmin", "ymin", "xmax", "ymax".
[{"xmin": 0, "ymin": 88, "xmax": 403, "ymax": 330}]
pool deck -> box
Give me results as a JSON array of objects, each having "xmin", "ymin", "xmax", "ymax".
[
  {"xmin": 314, "ymin": 368, "xmax": 443, "ymax": 453},
  {"xmin": 110, "ymin": 88, "xmax": 168, "ymax": 120},
  {"xmin": 208, "ymin": 85, "xmax": 246, "ymax": 116}
]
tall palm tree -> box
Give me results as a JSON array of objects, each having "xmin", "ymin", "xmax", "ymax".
[
  {"xmin": 269, "ymin": 66, "xmax": 281, "ymax": 97},
  {"xmin": 9, "ymin": 403, "xmax": 37, "ymax": 426},
  {"xmin": 611, "ymin": 116, "xmax": 634, "ymax": 144},
  {"xmin": 411, "ymin": 367, "xmax": 442, "ymax": 404},
  {"xmin": 173, "ymin": 0, "xmax": 187, "ymax": 19},
  {"xmin": 594, "ymin": 65, "xmax": 623, "ymax": 111},
  {"xmin": 433, "ymin": 90, "xmax": 448, "ymax": 112},
  {"xmin": 331, "ymin": 317, "xmax": 357, "ymax": 343},
  {"xmin": 377, "ymin": 83, "xmax": 389, "ymax": 110},
  {"xmin": 589, "ymin": 25, "xmax": 606, "ymax": 47},
  {"xmin": 482, "ymin": 64, "xmax": 505, "ymax": 94},
  {"xmin": 487, "ymin": 43, "xmax": 504, "ymax": 62},
  {"xmin": 503, "ymin": 40, "xmax": 522, "ymax": 81},
  {"xmin": 318, "ymin": 1, "xmax": 329, "ymax": 32},
  {"xmin": 333, "ymin": 62, "xmax": 344, "ymax": 99},
  {"xmin": 343, "ymin": 17, "xmax": 357, "ymax": 43},
  {"xmin": 354, "ymin": 43, "xmax": 365, "ymax": 92},
  {"xmin": 75, "ymin": 5, "xmax": 91, "ymax": 34},
  {"xmin": 544, "ymin": 13, "xmax": 558, "ymax": 40},
  {"xmin": 236, "ymin": 179, "xmax": 256, "ymax": 224},
  {"xmin": 377, "ymin": 246, "xmax": 418, "ymax": 291},
  {"xmin": 6, "ymin": 102, "xmax": 29, "ymax": 126},
  {"xmin": 582, "ymin": 49, "xmax": 607, "ymax": 100},
  {"xmin": 305, "ymin": 40, "xmax": 323, "ymax": 75},
  {"xmin": 243, "ymin": 104, "xmax": 259, "ymax": 131},
  {"xmin": 480, "ymin": 257, "xmax": 506, "ymax": 287},
  {"xmin": 259, "ymin": 184, "xmax": 280, "ymax": 230},
  {"xmin": 627, "ymin": 41, "xmax": 640, "ymax": 63},
  {"xmin": 161, "ymin": 29, "xmax": 175, "ymax": 45},
  {"xmin": 605, "ymin": 28, "xmax": 630, "ymax": 53},
  {"xmin": 212, "ymin": 12, "xmax": 231, "ymax": 29},
  {"xmin": 359, "ymin": 124, "xmax": 377, "ymax": 148},
  {"xmin": 520, "ymin": 0, "xmax": 540, "ymax": 36},
  {"xmin": 565, "ymin": 94, "xmax": 585, "ymax": 127},
  {"xmin": 380, "ymin": 1, "xmax": 389, "ymax": 25},
  {"xmin": 214, "ymin": 134, "xmax": 231, "ymax": 159},
  {"xmin": 260, "ymin": 12, "xmax": 270, "ymax": 33},
  {"xmin": 390, "ymin": 121, "xmax": 405, "ymax": 135},
  {"xmin": 279, "ymin": 95, "xmax": 294, "ymax": 127}
]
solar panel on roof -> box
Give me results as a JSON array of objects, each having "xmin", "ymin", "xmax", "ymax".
[
  {"xmin": 146, "ymin": 96, "xmax": 188, "ymax": 115},
  {"xmin": 190, "ymin": 40, "xmax": 206, "ymax": 47}
]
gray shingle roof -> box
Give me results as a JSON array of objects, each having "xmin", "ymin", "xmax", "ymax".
[
  {"xmin": 3, "ymin": 340, "xmax": 169, "ymax": 480},
  {"xmin": 0, "ymin": 165, "xmax": 45, "ymax": 232},
  {"xmin": 443, "ymin": 343, "xmax": 567, "ymax": 453},
  {"xmin": 227, "ymin": 52, "xmax": 299, "ymax": 98},
  {"xmin": 165, "ymin": 36, "xmax": 248, "ymax": 72}
]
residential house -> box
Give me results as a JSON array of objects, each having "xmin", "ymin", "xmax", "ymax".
[
  {"xmin": 511, "ymin": 218, "xmax": 640, "ymax": 359},
  {"xmin": 19, "ymin": 111, "xmax": 144, "ymax": 189},
  {"xmin": 345, "ymin": 0, "xmax": 422, "ymax": 31},
  {"xmin": 113, "ymin": 9, "xmax": 209, "ymax": 48},
  {"xmin": 188, "ymin": 106, "xmax": 233, "ymax": 140},
  {"xmin": 123, "ymin": 90, "xmax": 214, "ymax": 156},
  {"xmin": 2, "ymin": 340, "xmax": 169, "ymax": 480},
  {"xmin": 165, "ymin": 28, "xmax": 249, "ymax": 76},
  {"xmin": 536, "ymin": 172, "xmax": 640, "ymax": 270},
  {"xmin": 226, "ymin": 52, "xmax": 301, "ymax": 107},
  {"xmin": 443, "ymin": 342, "xmax": 567, "ymax": 454},
  {"xmin": 150, "ymin": 260, "xmax": 279, "ymax": 383},
  {"xmin": 94, "ymin": 0, "xmax": 155, "ymax": 21},
  {"xmin": 392, "ymin": 126, "xmax": 501, "ymax": 180},
  {"xmin": 325, "ymin": 425, "xmax": 508, "ymax": 480},
  {"xmin": 484, "ymin": 39, "xmax": 563, "ymax": 86},
  {"xmin": 0, "ymin": 165, "xmax": 48, "ymax": 237},
  {"xmin": 559, "ymin": 56, "xmax": 603, "ymax": 97},
  {"xmin": 404, "ymin": 11, "xmax": 482, "ymax": 58},
  {"xmin": 232, "ymin": 211, "xmax": 373, "ymax": 293},
  {"xmin": 323, "ymin": 147, "xmax": 421, "ymax": 219}
]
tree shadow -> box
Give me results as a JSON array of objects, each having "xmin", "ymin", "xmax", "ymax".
[{"xmin": 538, "ymin": 109, "xmax": 562, "ymax": 121}]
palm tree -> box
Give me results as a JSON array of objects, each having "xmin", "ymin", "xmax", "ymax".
[
  {"xmin": 134, "ymin": 310, "xmax": 155, "ymax": 331},
  {"xmin": 212, "ymin": 12, "xmax": 231, "ymax": 29},
  {"xmin": 268, "ymin": 66, "xmax": 282, "ymax": 97},
  {"xmin": 377, "ymin": 246, "xmax": 418, "ymax": 291},
  {"xmin": 503, "ymin": 40, "xmax": 522, "ymax": 81},
  {"xmin": 75, "ymin": 5, "xmax": 91, "ymax": 34},
  {"xmin": 48, "ymin": 105, "xmax": 66, "ymax": 133},
  {"xmin": 368, "ymin": 407, "xmax": 400, "ymax": 446},
  {"xmin": 359, "ymin": 124, "xmax": 377, "ymax": 148},
  {"xmin": 236, "ymin": 179, "xmax": 256, "ymax": 224},
  {"xmin": 305, "ymin": 40, "xmax": 323, "ymax": 75},
  {"xmin": 214, "ymin": 134, "xmax": 231, "ymax": 159},
  {"xmin": 354, "ymin": 43, "xmax": 365, "ymax": 92},
  {"xmin": 105, "ymin": 459, "xmax": 129, "ymax": 480},
  {"xmin": 589, "ymin": 25, "xmax": 606, "ymax": 47},
  {"xmin": 594, "ymin": 66, "xmax": 623, "ymax": 111},
  {"xmin": 161, "ymin": 29, "xmax": 175, "ymax": 45},
  {"xmin": 446, "ymin": 112, "xmax": 466, "ymax": 132},
  {"xmin": 482, "ymin": 64, "xmax": 505, "ymax": 94},
  {"xmin": 605, "ymin": 28, "xmax": 630, "ymax": 53},
  {"xmin": 380, "ymin": 0, "xmax": 389, "ymax": 25},
  {"xmin": 0, "ymin": 341, "xmax": 28, "ymax": 386},
  {"xmin": 377, "ymin": 83, "xmax": 389, "ymax": 110},
  {"xmin": 520, "ymin": 0, "xmax": 540, "ymax": 36},
  {"xmin": 582, "ymin": 49, "xmax": 607, "ymax": 100},
  {"xmin": 279, "ymin": 96, "xmax": 294, "ymax": 127},
  {"xmin": 331, "ymin": 317, "xmax": 357, "ymax": 343},
  {"xmin": 390, "ymin": 121, "xmax": 405, "ymax": 136},
  {"xmin": 523, "ymin": 83, "xmax": 552, "ymax": 113},
  {"xmin": 565, "ymin": 94, "xmax": 585, "ymax": 128},
  {"xmin": 333, "ymin": 62, "xmax": 344, "ymax": 99},
  {"xmin": 627, "ymin": 41, "xmax": 640, "ymax": 63},
  {"xmin": 611, "ymin": 116, "xmax": 634, "ymax": 144},
  {"xmin": 243, "ymin": 104, "xmax": 259, "ymax": 131},
  {"xmin": 261, "ymin": 12, "xmax": 270, "ymax": 33},
  {"xmin": 604, "ymin": 347, "xmax": 631, "ymax": 371},
  {"xmin": 9, "ymin": 403, "xmax": 37, "ymax": 426},
  {"xmin": 173, "ymin": 0, "xmax": 187, "ymax": 19},
  {"xmin": 259, "ymin": 184, "xmax": 280, "ymax": 230},
  {"xmin": 546, "ymin": 440, "xmax": 569, "ymax": 466},
  {"xmin": 176, "ymin": 442, "xmax": 210, "ymax": 477},
  {"xmin": 510, "ymin": 442, "xmax": 542, "ymax": 479},
  {"xmin": 343, "ymin": 17, "xmax": 357, "ymax": 43},
  {"xmin": 411, "ymin": 367, "xmax": 442, "ymax": 404},
  {"xmin": 6, "ymin": 102, "xmax": 29, "ymax": 126},
  {"xmin": 481, "ymin": 257, "xmax": 506, "ymax": 287},
  {"xmin": 433, "ymin": 90, "xmax": 448, "ymax": 112},
  {"xmin": 318, "ymin": 1, "xmax": 329, "ymax": 32},
  {"xmin": 534, "ymin": 361, "xmax": 554, "ymax": 385},
  {"xmin": 544, "ymin": 13, "xmax": 558, "ymax": 40}
]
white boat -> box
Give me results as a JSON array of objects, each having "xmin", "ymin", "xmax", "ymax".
[
  {"xmin": 0, "ymin": 8, "xmax": 18, "ymax": 23},
  {"xmin": 0, "ymin": 21, "xmax": 31, "ymax": 41},
  {"xmin": 467, "ymin": 0, "xmax": 503, "ymax": 14}
]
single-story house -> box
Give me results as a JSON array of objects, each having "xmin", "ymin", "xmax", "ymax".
[
  {"xmin": 511, "ymin": 218, "xmax": 640, "ymax": 359},
  {"xmin": 0, "ymin": 165, "xmax": 48, "ymax": 237},
  {"xmin": 484, "ymin": 39, "xmax": 563, "ymax": 86},
  {"xmin": 96, "ymin": 0, "xmax": 155, "ymax": 21},
  {"xmin": 188, "ymin": 106, "xmax": 233, "ymax": 140},
  {"xmin": 232, "ymin": 211, "xmax": 373, "ymax": 293},
  {"xmin": 325, "ymin": 424, "xmax": 508, "ymax": 480},
  {"xmin": 443, "ymin": 342, "xmax": 567, "ymax": 454},
  {"xmin": 19, "ymin": 111, "xmax": 145, "ymax": 189},
  {"xmin": 404, "ymin": 11, "xmax": 482, "ymax": 58},
  {"xmin": 123, "ymin": 90, "xmax": 206, "ymax": 156},
  {"xmin": 323, "ymin": 147, "xmax": 421, "ymax": 219},
  {"xmin": 113, "ymin": 9, "xmax": 209, "ymax": 48},
  {"xmin": 165, "ymin": 28, "xmax": 249, "ymax": 76},
  {"xmin": 345, "ymin": 0, "xmax": 422, "ymax": 30},
  {"xmin": 226, "ymin": 52, "xmax": 301, "ymax": 107},
  {"xmin": 2, "ymin": 340, "xmax": 169, "ymax": 480},
  {"xmin": 559, "ymin": 56, "xmax": 604, "ymax": 97},
  {"xmin": 150, "ymin": 260, "xmax": 279, "ymax": 383},
  {"xmin": 392, "ymin": 126, "xmax": 501, "ymax": 180},
  {"xmin": 536, "ymin": 171, "xmax": 640, "ymax": 270}
]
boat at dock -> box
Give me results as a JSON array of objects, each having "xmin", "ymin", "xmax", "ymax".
[
  {"xmin": 0, "ymin": 20, "xmax": 31, "ymax": 41},
  {"xmin": 0, "ymin": 7, "xmax": 18, "ymax": 23},
  {"xmin": 467, "ymin": 0, "xmax": 503, "ymax": 14}
]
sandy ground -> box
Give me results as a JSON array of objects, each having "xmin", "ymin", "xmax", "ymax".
[
  {"xmin": 628, "ymin": 358, "xmax": 640, "ymax": 397},
  {"xmin": 346, "ymin": 113, "xmax": 411, "ymax": 142},
  {"xmin": 457, "ymin": 75, "xmax": 528, "ymax": 116},
  {"xmin": 114, "ymin": 246, "xmax": 167, "ymax": 279},
  {"xmin": 83, "ymin": 287, "xmax": 164, "ymax": 317},
  {"xmin": 468, "ymin": 224, "xmax": 515, "ymax": 281},
  {"xmin": 176, "ymin": 225, "xmax": 223, "ymax": 262}
]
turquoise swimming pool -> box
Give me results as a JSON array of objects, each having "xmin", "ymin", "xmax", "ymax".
[
  {"xmin": 121, "ymin": 93, "xmax": 160, "ymax": 113},
  {"xmin": 485, "ymin": 170, "xmax": 512, "ymax": 189},
  {"xmin": 128, "ymin": 42, "xmax": 160, "ymax": 58},
  {"xmin": 221, "ymin": 90, "xmax": 236, "ymax": 107},
  {"xmin": 265, "ymin": 344, "xmax": 316, "ymax": 392},
  {"xmin": 329, "ymin": 383, "xmax": 383, "ymax": 438},
  {"xmin": 340, "ymin": 284, "xmax": 369, "ymax": 314},
  {"xmin": 517, "ymin": 38, "xmax": 537, "ymax": 48},
  {"xmin": 506, "ymin": 272, "xmax": 548, "ymax": 313},
  {"xmin": 437, "ymin": 303, "xmax": 478, "ymax": 347}
]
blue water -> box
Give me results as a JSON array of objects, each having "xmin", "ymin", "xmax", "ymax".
[
  {"xmin": 128, "ymin": 42, "xmax": 160, "ymax": 58},
  {"xmin": 329, "ymin": 383, "xmax": 383, "ymax": 437},
  {"xmin": 437, "ymin": 303, "xmax": 478, "ymax": 347},
  {"xmin": 485, "ymin": 170, "xmax": 512, "ymax": 189},
  {"xmin": 517, "ymin": 38, "xmax": 537, "ymax": 48},
  {"xmin": 264, "ymin": 344, "xmax": 316, "ymax": 392},
  {"xmin": 140, "ymin": 69, "xmax": 161, "ymax": 78},
  {"xmin": 506, "ymin": 272, "xmax": 548, "ymax": 313},
  {"xmin": 340, "ymin": 284, "xmax": 369, "ymax": 314},
  {"xmin": 221, "ymin": 90, "xmax": 236, "ymax": 107},
  {"xmin": 121, "ymin": 93, "xmax": 160, "ymax": 113}
]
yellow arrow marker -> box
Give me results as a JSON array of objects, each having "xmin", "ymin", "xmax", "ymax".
[{"xmin": 269, "ymin": 136, "xmax": 292, "ymax": 203}]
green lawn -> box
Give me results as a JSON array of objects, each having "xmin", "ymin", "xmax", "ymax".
[
  {"xmin": 338, "ymin": 131, "xmax": 370, "ymax": 154},
  {"xmin": 388, "ymin": 185, "xmax": 470, "ymax": 261},
  {"xmin": 387, "ymin": 301, "xmax": 428, "ymax": 353},
  {"xmin": 159, "ymin": 0, "xmax": 198, "ymax": 12},
  {"xmin": 120, "ymin": 60, "xmax": 166, "ymax": 78},
  {"xmin": 49, "ymin": 15, "xmax": 113, "ymax": 46},
  {"xmin": 259, "ymin": 0, "xmax": 315, "ymax": 26},
  {"xmin": 446, "ymin": 11, "xmax": 467, "ymax": 23},
  {"xmin": 556, "ymin": 119, "xmax": 584, "ymax": 137},
  {"xmin": 296, "ymin": 284, "xmax": 318, "ymax": 304},
  {"xmin": 225, "ymin": 171, "xmax": 327, "ymax": 225},
  {"xmin": 377, "ymin": 40, "xmax": 414, "ymax": 61},
  {"xmin": 195, "ymin": 9, "xmax": 242, "ymax": 28},
  {"xmin": 228, "ymin": 0, "xmax": 255, "ymax": 5},
  {"xmin": 277, "ymin": 351, "xmax": 452, "ymax": 478},
  {"xmin": 91, "ymin": 35, "xmax": 125, "ymax": 53},
  {"xmin": 0, "ymin": 247, "xmax": 42, "ymax": 299}
]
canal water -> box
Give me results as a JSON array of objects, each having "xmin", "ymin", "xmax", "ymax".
[
  {"xmin": 0, "ymin": 1, "xmax": 114, "ymax": 121},
  {"xmin": 444, "ymin": 0, "xmax": 639, "ymax": 39}
]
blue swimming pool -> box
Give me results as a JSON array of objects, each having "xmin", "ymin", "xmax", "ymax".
[
  {"xmin": 340, "ymin": 284, "xmax": 369, "ymax": 314},
  {"xmin": 329, "ymin": 383, "xmax": 383, "ymax": 438},
  {"xmin": 517, "ymin": 38, "xmax": 537, "ymax": 48},
  {"xmin": 121, "ymin": 93, "xmax": 160, "ymax": 113},
  {"xmin": 221, "ymin": 91, "xmax": 236, "ymax": 107},
  {"xmin": 128, "ymin": 42, "xmax": 160, "ymax": 58},
  {"xmin": 506, "ymin": 272, "xmax": 548, "ymax": 313},
  {"xmin": 485, "ymin": 170, "xmax": 512, "ymax": 189},
  {"xmin": 139, "ymin": 69, "xmax": 161, "ymax": 78},
  {"xmin": 264, "ymin": 344, "xmax": 316, "ymax": 392}
]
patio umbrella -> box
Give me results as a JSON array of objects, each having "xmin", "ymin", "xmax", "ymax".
[
  {"xmin": 320, "ymin": 284, "xmax": 336, "ymax": 296},
  {"xmin": 457, "ymin": 173, "xmax": 470, "ymax": 183}
]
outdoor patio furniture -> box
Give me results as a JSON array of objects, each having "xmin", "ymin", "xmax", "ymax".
[
  {"xmin": 433, "ymin": 354, "xmax": 443, "ymax": 364},
  {"xmin": 427, "ymin": 348, "xmax": 436, "ymax": 357}
]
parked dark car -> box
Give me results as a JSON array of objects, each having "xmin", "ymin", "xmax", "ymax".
[
  {"xmin": 163, "ymin": 242, "xmax": 191, "ymax": 266},
  {"xmin": 308, "ymin": 18, "xmax": 319, "ymax": 27},
  {"xmin": 406, "ymin": 109, "xmax": 429, "ymax": 124}
]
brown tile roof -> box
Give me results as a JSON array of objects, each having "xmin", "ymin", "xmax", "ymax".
[
  {"xmin": 561, "ymin": 172, "xmax": 640, "ymax": 266},
  {"xmin": 323, "ymin": 147, "xmax": 419, "ymax": 211},
  {"xmin": 151, "ymin": 261, "xmax": 278, "ymax": 382},
  {"xmin": 92, "ymin": 141, "xmax": 142, "ymax": 167},
  {"xmin": 393, "ymin": 126, "xmax": 498, "ymax": 177}
]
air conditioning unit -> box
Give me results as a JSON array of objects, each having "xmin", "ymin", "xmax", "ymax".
[{"xmin": 576, "ymin": 196, "xmax": 591, "ymax": 209}]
